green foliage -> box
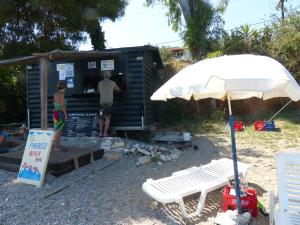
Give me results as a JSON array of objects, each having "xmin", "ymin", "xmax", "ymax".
[
  {"xmin": 146, "ymin": 0, "xmax": 225, "ymax": 59},
  {"xmin": 183, "ymin": 1, "xmax": 214, "ymax": 58},
  {"xmin": 0, "ymin": 1, "xmax": 127, "ymax": 123},
  {"xmin": 269, "ymin": 10, "xmax": 300, "ymax": 80},
  {"xmin": 0, "ymin": 66, "xmax": 26, "ymax": 123},
  {"xmin": 210, "ymin": 108, "xmax": 226, "ymax": 122},
  {"xmin": 159, "ymin": 47, "xmax": 174, "ymax": 63},
  {"xmin": 221, "ymin": 23, "xmax": 273, "ymax": 55},
  {"xmin": 206, "ymin": 50, "xmax": 223, "ymax": 58},
  {"xmin": 220, "ymin": 9, "xmax": 300, "ymax": 82},
  {"xmin": 153, "ymin": 5, "xmax": 299, "ymax": 130},
  {"xmin": 0, "ymin": 0, "xmax": 127, "ymax": 57},
  {"xmin": 161, "ymin": 99, "xmax": 185, "ymax": 125}
]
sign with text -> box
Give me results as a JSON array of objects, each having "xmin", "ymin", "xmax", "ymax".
[
  {"xmin": 88, "ymin": 61, "xmax": 97, "ymax": 69},
  {"xmin": 101, "ymin": 59, "xmax": 114, "ymax": 71},
  {"xmin": 63, "ymin": 112, "xmax": 99, "ymax": 137},
  {"xmin": 56, "ymin": 63, "xmax": 74, "ymax": 82},
  {"xmin": 17, "ymin": 130, "xmax": 54, "ymax": 187}
]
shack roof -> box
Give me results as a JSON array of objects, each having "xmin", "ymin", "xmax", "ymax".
[
  {"xmin": 0, "ymin": 50, "xmax": 121, "ymax": 67},
  {"xmin": 32, "ymin": 49, "xmax": 121, "ymax": 61},
  {"xmin": 0, "ymin": 45, "xmax": 163, "ymax": 68}
]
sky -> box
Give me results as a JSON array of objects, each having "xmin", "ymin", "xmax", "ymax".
[{"xmin": 79, "ymin": 0, "xmax": 300, "ymax": 50}]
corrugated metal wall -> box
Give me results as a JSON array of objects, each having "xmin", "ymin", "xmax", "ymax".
[
  {"xmin": 143, "ymin": 52, "xmax": 157, "ymax": 125},
  {"xmin": 27, "ymin": 46, "xmax": 161, "ymax": 131},
  {"xmin": 27, "ymin": 64, "xmax": 41, "ymax": 128},
  {"xmin": 113, "ymin": 49, "xmax": 144, "ymax": 128}
]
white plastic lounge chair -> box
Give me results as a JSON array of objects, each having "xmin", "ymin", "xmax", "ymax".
[
  {"xmin": 269, "ymin": 152, "xmax": 300, "ymax": 225},
  {"xmin": 172, "ymin": 158, "xmax": 251, "ymax": 182},
  {"xmin": 143, "ymin": 168, "xmax": 228, "ymax": 219},
  {"xmin": 142, "ymin": 158, "xmax": 251, "ymax": 219}
]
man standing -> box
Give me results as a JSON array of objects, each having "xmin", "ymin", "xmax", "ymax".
[{"xmin": 97, "ymin": 71, "xmax": 120, "ymax": 137}]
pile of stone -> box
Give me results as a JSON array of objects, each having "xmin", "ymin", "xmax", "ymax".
[
  {"xmin": 60, "ymin": 136, "xmax": 182, "ymax": 166},
  {"xmin": 99, "ymin": 137, "xmax": 182, "ymax": 166}
]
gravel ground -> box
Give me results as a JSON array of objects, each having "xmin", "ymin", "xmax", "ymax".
[{"xmin": 0, "ymin": 135, "xmax": 275, "ymax": 225}]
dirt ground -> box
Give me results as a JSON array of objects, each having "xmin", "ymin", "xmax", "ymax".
[{"xmin": 1, "ymin": 132, "xmax": 299, "ymax": 225}]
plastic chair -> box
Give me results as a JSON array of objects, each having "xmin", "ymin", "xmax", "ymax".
[{"xmin": 269, "ymin": 152, "xmax": 300, "ymax": 225}]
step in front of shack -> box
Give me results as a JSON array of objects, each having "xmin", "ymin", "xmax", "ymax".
[{"xmin": 26, "ymin": 45, "xmax": 163, "ymax": 137}]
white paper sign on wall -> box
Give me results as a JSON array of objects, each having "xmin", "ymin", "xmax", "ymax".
[
  {"xmin": 88, "ymin": 61, "xmax": 97, "ymax": 69},
  {"xmin": 101, "ymin": 59, "xmax": 114, "ymax": 71},
  {"xmin": 17, "ymin": 130, "xmax": 54, "ymax": 187},
  {"xmin": 65, "ymin": 63, "xmax": 74, "ymax": 77}
]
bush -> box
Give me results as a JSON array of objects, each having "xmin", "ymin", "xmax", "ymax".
[
  {"xmin": 161, "ymin": 99, "xmax": 186, "ymax": 125},
  {"xmin": 0, "ymin": 66, "xmax": 26, "ymax": 124},
  {"xmin": 210, "ymin": 107, "xmax": 226, "ymax": 122}
]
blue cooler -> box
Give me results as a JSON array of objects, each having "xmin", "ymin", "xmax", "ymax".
[{"xmin": 264, "ymin": 121, "xmax": 276, "ymax": 131}]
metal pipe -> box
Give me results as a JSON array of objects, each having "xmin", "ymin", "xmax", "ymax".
[
  {"xmin": 27, "ymin": 109, "xmax": 30, "ymax": 129},
  {"xmin": 227, "ymin": 97, "xmax": 242, "ymax": 214},
  {"xmin": 267, "ymin": 99, "xmax": 292, "ymax": 122},
  {"xmin": 258, "ymin": 99, "xmax": 292, "ymax": 131}
]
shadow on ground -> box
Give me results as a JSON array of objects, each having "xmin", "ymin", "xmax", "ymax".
[{"xmin": 0, "ymin": 135, "xmax": 270, "ymax": 225}]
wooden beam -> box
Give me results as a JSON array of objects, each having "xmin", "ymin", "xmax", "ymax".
[
  {"xmin": 32, "ymin": 50, "xmax": 121, "ymax": 61},
  {"xmin": 39, "ymin": 57, "xmax": 48, "ymax": 129},
  {"xmin": 0, "ymin": 56, "xmax": 39, "ymax": 67},
  {"xmin": 32, "ymin": 53, "xmax": 49, "ymax": 57}
]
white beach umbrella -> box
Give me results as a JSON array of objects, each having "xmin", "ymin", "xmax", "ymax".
[
  {"xmin": 151, "ymin": 54, "xmax": 300, "ymax": 102},
  {"xmin": 151, "ymin": 54, "xmax": 300, "ymax": 214}
]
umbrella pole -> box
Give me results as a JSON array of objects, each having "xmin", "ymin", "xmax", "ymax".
[{"xmin": 227, "ymin": 98, "xmax": 242, "ymax": 214}]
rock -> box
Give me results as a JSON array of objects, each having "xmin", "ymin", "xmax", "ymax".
[
  {"xmin": 156, "ymin": 161, "xmax": 163, "ymax": 166},
  {"xmin": 169, "ymin": 148, "xmax": 182, "ymax": 160},
  {"xmin": 159, "ymin": 154, "xmax": 171, "ymax": 162},
  {"xmin": 100, "ymin": 139, "xmax": 112, "ymax": 148},
  {"xmin": 158, "ymin": 147, "xmax": 169, "ymax": 152},
  {"xmin": 149, "ymin": 200, "xmax": 158, "ymax": 209},
  {"xmin": 150, "ymin": 151, "xmax": 157, "ymax": 157},
  {"xmin": 137, "ymin": 148, "xmax": 151, "ymax": 156},
  {"xmin": 137, "ymin": 156, "xmax": 152, "ymax": 165},
  {"xmin": 133, "ymin": 144, "xmax": 140, "ymax": 148},
  {"xmin": 148, "ymin": 146, "xmax": 154, "ymax": 152},
  {"xmin": 112, "ymin": 141, "xmax": 125, "ymax": 149},
  {"xmin": 110, "ymin": 148, "xmax": 124, "ymax": 153},
  {"xmin": 100, "ymin": 145, "xmax": 112, "ymax": 151},
  {"xmin": 101, "ymin": 139, "xmax": 112, "ymax": 146},
  {"xmin": 100, "ymin": 139, "xmax": 112, "ymax": 151},
  {"xmin": 123, "ymin": 148, "xmax": 130, "ymax": 154},
  {"xmin": 129, "ymin": 148, "xmax": 136, "ymax": 153}
]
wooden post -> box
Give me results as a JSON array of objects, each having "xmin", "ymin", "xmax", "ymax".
[{"xmin": 40, "ymin": 57, "xmax": 48, "ymax": 129}]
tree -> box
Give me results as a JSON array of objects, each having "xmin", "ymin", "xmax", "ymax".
[
  {"xmin": 0, "ymin": 1, "xmax": 127, "ymax": 123},
  {"xmin": 220, "ymin": 9, "xmax": 299, "ymax": 82},
  {"xmin": 0, "ymin": 0, "xmax": 127, "ymax": 58},
  {"xmin": 222, "ymin": 24, "xmax": 259, "ymax": 54},
  {"xmin": 269, "ymin": 10, "xmax": 300, "ymax": 80},
  {"xmin": 278, "ymin": 0, "xmax": 288, "ymax": 20},
  {"xmin": 0, "ymin": 66, "xmax": 26, "ymax": 123},
  {"xmin": 146, "ymin": 0, "xmax": 226, "ymax": 58}
]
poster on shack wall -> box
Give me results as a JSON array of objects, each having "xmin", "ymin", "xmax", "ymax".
[{"xmin": 17, "ymin": 130, "xmax": 54, "ymax": 187}]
